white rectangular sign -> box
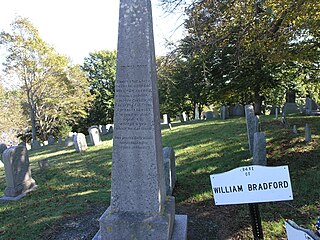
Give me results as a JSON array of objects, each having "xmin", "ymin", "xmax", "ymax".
[
  {"xmin": 285, "ymin": 220, "xmax": 319, "ymax": 240},
  {"xmin": 210, "ymin": 165, "xmax": 293, "ymax": 205}
]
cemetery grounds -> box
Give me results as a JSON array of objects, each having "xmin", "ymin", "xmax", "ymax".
[{"xmin": 0, "ymin": 114, "xmax": 319, "ymax": 239}]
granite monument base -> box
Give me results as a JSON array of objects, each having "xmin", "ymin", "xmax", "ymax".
[
  {"xmin": 93, "ymin": 196, "xmax": 187, "ymax": 240},
  {"xmin": 0, "ymin": 184, "xmax": 37, "ymax": 201}
]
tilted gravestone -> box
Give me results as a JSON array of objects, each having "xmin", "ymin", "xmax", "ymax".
[
  {"xmin": 73, "ymin": 133, "xmax": 88, "ymax": 152},
  {"xmin": 163, "ymin": 147, "xmax": 176, "ymax": 196},
  {"xmin": 1, "ymin": 145, "xmax": 36, "ymax": 200},
  {"xmin": 205, "ymin": 111, "xmax": 214, "ymax": 120},
  {"xmin": 88, "ymin": 126, "xmax": 101, "ymax": 146},
  {"xmin": 163, "ymin": 114, "xmax": 169, "ymax": 124},
  {"xmin": 93, "ymin": 1, "xmax": 187, "ymax": 239},
  {"xmin": 245, "ymin": 105, "xmax": 256, "ymax": 155}
]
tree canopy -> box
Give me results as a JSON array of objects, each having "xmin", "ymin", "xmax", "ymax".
[
  {"xmin": 0, "ymin": 17, "xmax": 92, "ymax": 141},
  {"xmin": 82, "ymin": 50, "xmax": 117, "ymax": 125},
  {"xmin": 159, "ymin": 0, "xmax": 320, "ymax": 114}
]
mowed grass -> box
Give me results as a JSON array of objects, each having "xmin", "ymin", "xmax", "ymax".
[{"xmin": 0, "ymin": 115, "xmax": 319, "ymax": 239}]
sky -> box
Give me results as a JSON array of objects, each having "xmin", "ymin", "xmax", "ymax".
[{"xmin": 0, "ymin": 0, "xmax": 185, "ymax": 65}]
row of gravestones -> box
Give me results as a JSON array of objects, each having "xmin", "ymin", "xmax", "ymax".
[
  {"xmin": 0, "ymin": 132, "xmax": 177, "ymax": 202},
  {"xmin": 245, "ymin": 105, "xmax": 320, "ymax": 239}
]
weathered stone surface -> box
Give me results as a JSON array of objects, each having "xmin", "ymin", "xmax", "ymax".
[
  {"xmin": 253, "ymin": 132, "xmax": 267, "ymax": 166},
  {"xmin": 232, "ymin": 104, "xmax": 245, "ymax": 116},
  {"xmin": 163, "ymin": 147, "xmax": 176, "ymax": 195},
  {"xmin": 88, "ymin": 126, "xmax": 101, "ymax": 146},
  {"xmin": 94, "ymin": 0, "xmax": 184, "ymax": 239},
  {"xmin": 182, "ymin": 112, "xmax": 188, "ymax": 121},
  {"xmin": 73, "ymin": 133, "xmax": 88, "ymax": 152},
  {"xmin": 1, "ymin": 146, "xmax": 36, "ymax": 199},
  {"xmin": 245, "ymin": 105, "xmax": 256, "ymax": 155}
]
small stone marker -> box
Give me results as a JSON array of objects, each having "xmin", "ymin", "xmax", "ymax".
[
  {"xmin": 275, "ymin": 107, "xmax": 279, "ymax": 119},
  {"xmin": 255, "ymin": 115, "xmax": 261, "ymax": 132},
  {"xmin": 293, "ymin": 125, "xmax": 298, "ymax": 134},
  {"xmin": 205, "ymin": 111, "xmax": 214, "ymax": 120},
  {"xmin": 305, "ymin": 124, "xmax": 311, "ymax": 143},
  {"xmin": 182, "ymin": 111, "xmax": 188, "ymax": 121},
  {"xmin": 88, "ymin": 126, "xmax": 101, "ymax": 146},
  {"xmin": 163, "ymin": 114, "xmax": 169, "ymax": 124},
  {"xmin": 93, "ymin": 0, "xmax": 186, "ymax": 239},
  {"xmin": 195, "ymin": 104, "xmax": 200, "ymax": 120},
  {"xmin": 65, "ymin": 136, "xmax": 74, "ymax": 147},
  {"xmin": 1, "ymin": 145, "xmax": 37, "ymax": 200},
  {"xmin": 48, "ymin": 135, "xmax": 55, "ymax": 145},
  {"xmin": 73, "ymin": 133, "xmax": 88, "ymax": 152},
  {"xmin": 38, "ymin": 159, "xmax": 50, "ymax": 170},
  {"xmin": 221, "ymin": 106, "xmax": 226, "ymax": 120},
  {"xmin": 58, "ymin": 137, "xmax": 63, "ymax": 144},
  {"xmin": 163, "ymin": 147, "xmax": 176, "ymax": 195},
  {"xmin": 253, "ymin": 132, "xmax": 267, "ymax": 166},
  {"xmin": 245, "ymin": 105, "xmax": 256, "ymax": 154}
]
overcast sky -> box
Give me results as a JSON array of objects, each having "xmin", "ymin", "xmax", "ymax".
[{"xmin": 0, "ymin": 0, "xmax": 185, "ymax": 65}]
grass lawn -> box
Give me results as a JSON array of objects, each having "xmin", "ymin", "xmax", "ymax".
[{"xmin": 0, "ymin": 114, "xmax": 319, "ymax": 239}]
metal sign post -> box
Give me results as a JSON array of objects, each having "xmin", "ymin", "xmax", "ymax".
[{"xmin": 249, "ymin": 203, "xmax": 264, "ymax": 240}]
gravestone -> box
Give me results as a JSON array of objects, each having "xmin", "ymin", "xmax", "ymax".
[
  {"xmin": 205, "ymin": 111, "xmax": 214, "ymax": 120},
  {"xmin": 106, "ymin": 124, "xmax": 114, "ymax": 133},
  {"xmin": 88, "ymin": 126, "xmax": 101, "ymax": 146},
  {"xmin": 255, "ymin": 115, "xmax": 261, "ymax": 132},
  {"xmin": 195, "ymin": 104, "xmax": 200, "ymax": 120},
  {"xmin": 48, "ymin": 135, "xmax": 55, "ymax": 145},
  {"xmin": 182, "ymin": 112, "xmax": 188, "ymax": 121},
  {"xmin": 73, "ymin": 133, "xmax": 88, "ymax": 152},
  {"xmin": 31, "ymin": 139, "xmax": 41, "ymax": 150},
  {"xmin": 163, "ymin": 147, "xmax": 176, "ymax": 196},
  {"xmin": 253, "ymin": 132, "xmax": 267, "ymax": 166},
  {"xmin": 245, "ymin": 105, "xmax": 256, "ymax": 155},
  {"xmin": 58, "ymin": 137, "xmax": 63, "ymax": 145},
  {"xmin": 93, "ymin": 1, "xmax": 186, "ymax": 239},
  {"xmin": 163, "ymin": 114, "xmax": 169, "ymax": 124},
  {"xmin": 38, "ymin": 159, "xmax": 50, "ymax": 170},
  {"xmin": 293, "ymin": 125, "xmax": 298, "ymax": 134},
  {"xmin": 221, "ymin": 106, "xmax": 227, "ymax": 120},
  {"xmin": 305, "ymin": 97, "xmax": 312, "ymax": 115},
  {"xmin": 305, "ymin": 124, "xmax": 311, "ymax": 143},
  {"xmin": 1, "ymin": 145, "xmax": 36, "ymax": 200},
  {"xmin": 233, "ymin": 104, "xmax": 244, "ymax": 116},
  {"xmin": 275, "ymin": 107, "xmax": 279, "ymax": 119},
  {"xmin": 65, "ymin": 136, "xmax": 74, "ymax": 147}
]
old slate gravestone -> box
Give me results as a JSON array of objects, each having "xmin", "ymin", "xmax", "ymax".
[
  {"xmin": 48, "ymin": 135, "xmax": 55, "ymax": 145},
  {"xmin": 93, "ymin": 1, "xmax": 187, "ymax": 239},
  {"xmin": 195, "ymin": 104, "xmax": 200, "ymax": 120},
  {"xmin": 1, "ymin": 145, "xmax": 36, "ymax": 200},
  {"xmin": 253, "ymin": 132, "xmax": 267, "ymax": 166},
  {"xmin": 88, "ymin": 126, "xmax": 101, "ymax": 146}
]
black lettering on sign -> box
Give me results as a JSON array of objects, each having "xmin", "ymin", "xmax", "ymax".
[
  {"xmin": 214, "ymin": 185, "xmax": 244, "ymax": 194},
  {"xmin": 248, "ymin": 181, "xmax": 289, "ymax": 191}
]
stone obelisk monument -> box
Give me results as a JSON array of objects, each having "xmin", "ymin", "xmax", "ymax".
[{"xmin": 93, "ymin": 0, "xmax": 186, "ymax": 239}]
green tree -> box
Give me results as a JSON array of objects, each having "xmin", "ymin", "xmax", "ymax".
[
  {"xmin": 0, "ymin": 17, "xmax": 92, "ymax": 141},
  {"xmin": 82, "ymin": 50, "xmax": 116, "ymax": 125},
  {"xmin": 162, "ymin": 0, "xmax": 320, "ymax": 114}
]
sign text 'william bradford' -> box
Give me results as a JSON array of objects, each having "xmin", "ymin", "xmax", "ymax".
[{"xmin": 210, "ymin": 165, "xmax": 293, "ymax": 205}]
